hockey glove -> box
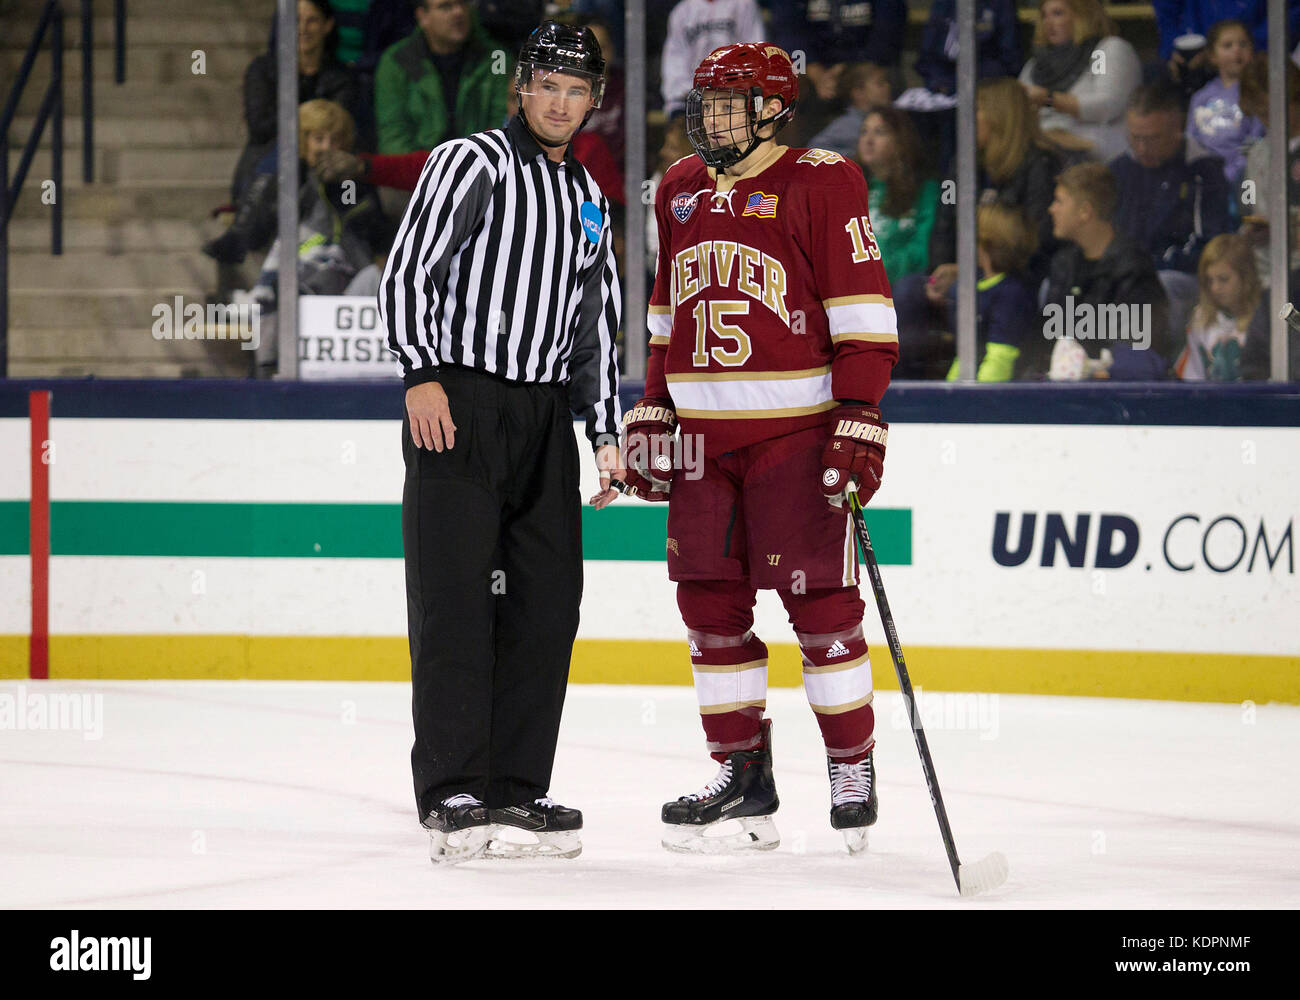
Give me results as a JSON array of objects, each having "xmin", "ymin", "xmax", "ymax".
[
  {"xmin": 620, "ymin": 398, "xmax": 676, "ymax": 502},
  {"xmin": 821, "ymin": 403, "xmax": 888, "ymax": 509}
]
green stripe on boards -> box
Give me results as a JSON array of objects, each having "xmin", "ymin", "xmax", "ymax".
[
  {"xmin": 0, "ymin": 501, "xmax": 912, "ymax": 564},
  {"xmin": 0, "ymin": 501, "xmax": 27, "ymax": 555}
]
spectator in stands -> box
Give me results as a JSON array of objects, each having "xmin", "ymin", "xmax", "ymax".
[
  {"xmin": 941, "ymin": 204, "xmax": 1040, "ymax": 382},
  {"xmin": 573, "ymin": 0, "xmax": 626, "ymax": 62},
  {"xmin": 1238, "ymin": 55, "xmax": 1300, "ymax": 282},
  {"xmin": 233, "ymin": 0, "xmax": 360, "ymax": 199},
  {"xmin": 915, "ymin": 0, "xmax": 1023, "ymax": 96},
  {"xmin": 477, "ymin": 0, "xmax": 548, "ymax": 52},
  {"xmin": 856, "ymin": 107, "xmax": 939, "ymax": 288},
  {"xmin": 576, "ymin": 15, "xmax": 625, "ymax": 163},
  {"xmin": 646, "ymin": 117, "xmax": 692, "ymax": 267},
  {"xmin": 361, "ymin": 0, "xmax": 416, "ymax": 72},
  {"xmin": 373, "ymin": 0, "xmax": 510, "ymax": 154},
  {"xmin": 1174, "ymin": 233, "xmax": 1265, "ymax": 378},
  {"xmin": 807, "ymin": 63, "xmax": 892, "ymax": 159},
  {"xmin": 1111, "ymin": 81, "xmax": 1234, "ymax": 346},
  {"xmin": 326, "ymin": 0, "xmax": 372, "ymax": 66},
  {"xmin": 1019, "ymin": 0, "xmax": 1142, "ymax": 162},
  {"xmin": 1187, "ymin": 19, "xmax": 1265, "ymax": 190},
  {"xmin": 1153, "ymin": 1, "xmax": 1296, "ymax": 67},
  {"xmin": 771, "ymin": 0, "xmax": 907, "ymax": 85},
  {"xmin": 953, "ymin": 79, "xmax": 1063, "ymax": 278},
  {"xmin": 770, "ymin": 0, "xmax": 906, "ymax": 145},
  {"xmin": 895, "ymin": 79, "xmax": 1063, "ymax": 378},
  {"xmin": 249, "ymin": 100, "xmax": 390, "ymax": 374},
  {"xmin": 1037, "ymin": 163, "xmax": 1171, "ymax": 379},
  {"xmin": 660, "ymin": 0, "xmax": 763, "ymax": 118},
  {"xmin": 313, "ymin": 86, "xmax": 624, "ymax": 203}
]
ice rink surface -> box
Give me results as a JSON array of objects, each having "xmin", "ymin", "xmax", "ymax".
[{"xmin": 1, "ymin": 680, "xmax": 1297, "ymax": 910}]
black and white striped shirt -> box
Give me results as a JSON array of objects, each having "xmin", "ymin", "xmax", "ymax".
[{"xmin": 379, "ymin": 115, "xmax": 622, "ymax": 444}]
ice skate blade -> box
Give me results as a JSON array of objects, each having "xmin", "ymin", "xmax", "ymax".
[
  {"xmin": 662, "ymin": 815, "xmax": 780, "ymax": 854},
  {"xmin": 958, "ymin": 851, "xmax": 1009, "ymax": 897},
  {"xmin": 428, "ymin": 826, "xmax": 489, "ymax": 867},
  {"xmin": 841, "ymin": 827, "xmax": 869, "ymax": 856},
  {"xmin": 484, "ymin": 828, "xmax": 582, "ymax": 860}
]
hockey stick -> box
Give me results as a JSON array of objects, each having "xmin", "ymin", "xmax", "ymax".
[{"xmin": 847, "ymin": 484, "xmax": 1008, "ymax": 897}]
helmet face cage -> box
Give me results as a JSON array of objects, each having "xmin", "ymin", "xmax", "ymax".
[{"xmin": 685, "ymin": 87, "xmax": 785, "ymax": 170}]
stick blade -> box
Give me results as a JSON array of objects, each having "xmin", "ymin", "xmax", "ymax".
[{"xmin": 958, "ymin": 851, "xmax": 1009, "ymax": 897}]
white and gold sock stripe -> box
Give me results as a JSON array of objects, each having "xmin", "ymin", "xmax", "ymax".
[
  {"xmin": 798, "ymin": 627, "xmax": 874, "ymax": 718},
  {"xmin": 688, "ymin": 628, "xmax": 769, "ymax": 716}
]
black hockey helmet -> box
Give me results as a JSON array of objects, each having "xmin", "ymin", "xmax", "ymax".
[{"xmin": 515, "ymin": 20, "xmax": 607, "ymax": 142}]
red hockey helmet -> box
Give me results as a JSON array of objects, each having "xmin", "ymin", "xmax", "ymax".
[{"xmin": 685, "ymin": 43, "xmax": 799, "ymax": 169}]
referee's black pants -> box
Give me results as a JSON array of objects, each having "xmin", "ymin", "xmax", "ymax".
[{"xmin": 402, "ymin": 366, "xmax": 583, "ymax": 822}]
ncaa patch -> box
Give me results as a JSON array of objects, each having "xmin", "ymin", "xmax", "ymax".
[
  {"xmin": 671, "ymin": 191, "xmax": 699, "ymax": 223},
  {"xmin": 579, "ymin": 202, "xmax": 603, "ymax": 244}
]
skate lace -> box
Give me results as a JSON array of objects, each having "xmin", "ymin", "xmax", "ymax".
[
  {"xmin": 533, "ymin": 797, "xmax": 555, "ymax": 809},
  {"xmin": 829, "ymin": 761, "xmax": 872, "ymax": 805},
  {"xmin": 684, "ymin": 760, "xmax": 733, "ymax": 802},
  {"xmin": 442, "ymin": 793, "xmax": 483, "ymax": 809}
]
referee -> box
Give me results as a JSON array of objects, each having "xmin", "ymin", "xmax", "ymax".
[{"xmin": 378, "ymin": 21, "xmax": 622, "ymax": 864}]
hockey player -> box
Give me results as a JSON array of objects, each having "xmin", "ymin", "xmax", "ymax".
[{"xmin": 618, "ymin": 43, "xmax": 898, "ymax": 854}]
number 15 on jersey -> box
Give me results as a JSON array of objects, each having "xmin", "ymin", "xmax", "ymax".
[{"xmin": 845, "ymin": 216, "xmax": 881, "ymax": 263}]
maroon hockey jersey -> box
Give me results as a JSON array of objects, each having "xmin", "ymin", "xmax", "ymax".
[{"xmin": 644, "ymin": 143, "xmax": 899, "ymax": 456}]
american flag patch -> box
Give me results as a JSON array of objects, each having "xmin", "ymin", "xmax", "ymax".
[{"xmin": 742, "ymin": 191, "xmax": 779, "ymax": 218}]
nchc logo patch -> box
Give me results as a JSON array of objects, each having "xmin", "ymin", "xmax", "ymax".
[
  {"xmin": 671, "ymin": 191, "xmax": 699, "ymax": 223},
  {"xmin": 742, "ymin": 191, "xmax": 779, "ymax": 218}
]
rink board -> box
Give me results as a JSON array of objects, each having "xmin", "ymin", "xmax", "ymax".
[{"xmin": 0, "ymin": 384, "xmax": 1297, "ymax": 701}]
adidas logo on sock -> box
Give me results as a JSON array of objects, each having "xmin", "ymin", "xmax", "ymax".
[
  {"xmin": 688, "ymin": 640, "xmax": 701, "ymax": 657},
  {"xmin": 826, "ymin": 640, "xmax": 850, "ymax": 658}
]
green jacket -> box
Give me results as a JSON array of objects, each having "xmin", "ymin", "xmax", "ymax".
[
  {"xmin": 867, "ymin": 176, "xmax": 939, "ymax": 287},
  {"xmin": 374, "ymin": 25, "xmax": 509, "ymax": 154}
]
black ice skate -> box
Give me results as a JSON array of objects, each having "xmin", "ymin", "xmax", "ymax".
[
  {"xmin": 661, "ymin": 719, "xmax": 780, "ymax": 854},
  {"xmin": 486, "ymin": 797, "xmax": 583, "ymax": 860},
  {"xmin": 423, "ymin": 793, "xmax": 491, "ymax": 866},
  {"xmin": 828, "ymin": 751, "xmax": 878, "ymax": 855}
]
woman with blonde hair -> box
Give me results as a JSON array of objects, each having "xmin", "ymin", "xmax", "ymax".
[
  {"xmin": 895, "ymin": 79, "xmax": 1061, "ymax": 377},
  {"xmin": 931, "ymin": 79, "xmax": 1061, "ymax": 285},
  {"xmin": 1018, "ymin": 0, "xmax": 1141, "ymax": 161},
  {"xmin": 1175, "ymin": 233, "xmax": 1267, "ymax": 380}
]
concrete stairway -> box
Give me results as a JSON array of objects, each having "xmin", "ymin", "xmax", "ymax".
[{"xmin": 2, "ymin": 0, "xmax": 274, "ymax": 376}]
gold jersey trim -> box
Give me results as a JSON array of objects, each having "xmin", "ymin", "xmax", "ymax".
[
  {"xmin": 823, "ymin": 293, "xmax": 894, "ymax": 308},
  {"xmin": 676, "ymin": 401, "xmax": 837, "ymax": 420},
  {"xmin": 830, "ymin": 331, "xmax": 900, "ymax": 343}
]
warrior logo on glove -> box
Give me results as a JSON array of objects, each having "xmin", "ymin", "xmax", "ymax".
[
  {"xmin": 821, "ymin": 404, "xmax": 888, "ymax": 509},
  {"xmin": 619, "ymin": 398, "xmax": 678, "ymax": 501}
]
